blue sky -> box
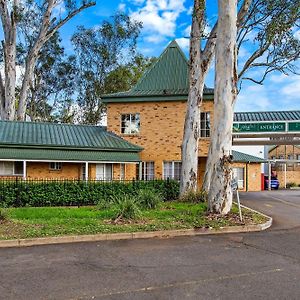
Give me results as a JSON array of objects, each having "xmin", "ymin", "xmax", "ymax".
[{"xmin": 59, "ymin": 0, "xmax": 300, "ymax": 113}]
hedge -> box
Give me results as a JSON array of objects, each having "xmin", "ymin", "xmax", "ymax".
[{"xmin": 0, "ymin": 179, "xmax": 179, "ymax": 207}]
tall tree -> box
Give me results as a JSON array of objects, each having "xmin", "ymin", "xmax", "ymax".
[
  {"xmin": 18, "ymin": 33, "xmax": 76, "ymax": 122},
  {"xmin": 0, "ymin": 0, "xmax": 95, "ymax": 121},
  {"xmin": 104, "ymin": 55, "xmax": 156, "ymax": 95},
  {"xmin": 203, "ymin": 0, "xmax": 300, "ymax": 208},
  {"xmin": 207, "ymin": 0, "xmax": 238, "ymax": 214},
  {"xmin": 180, "ymin": 0, "xmax": 251, "ymax": 196},
  {"xmin": 180, "ymin": 0, "xmax": 217, "ymax": 195},
  {"xmin": 71, "ymin": 13, "xmax": 142, "ymax": 124}
]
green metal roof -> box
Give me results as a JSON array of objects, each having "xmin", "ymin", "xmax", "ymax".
[
  {"xmin": 234, "ymin": 111, "xmax": 300, "ymax": 122},
  {"xmin": 268, "ymin": 145, "xmax": 300, "ymax": 153},
  {"xmin": 0, "ymin": 121, "xmax": 142, "ymax": 152},
  {"xmin": 0, "ymin": 147, "xmax": 140, "ymax": 162},
  {"xmin": 102, "ymin": 40, "xmax": 214, "ymax": 103},
  {"xmin": 232, "ymin": 150, "xmax": 266, "ymax": 163}
]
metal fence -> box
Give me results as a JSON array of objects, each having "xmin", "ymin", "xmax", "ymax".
[{"xmin": 0, "ymin": 177, "xmax": 179, "ymax": 207}]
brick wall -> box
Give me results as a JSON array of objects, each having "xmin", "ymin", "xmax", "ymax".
[
  {"xmin": 269, "ymin": 145, "xmax": 300, "ymax": 187},
  {"xmin": 107, "ymin": 100, "xmax": 214, "ymax": 179}
]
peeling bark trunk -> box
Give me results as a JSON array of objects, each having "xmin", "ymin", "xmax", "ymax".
[
  {"xmin": 180, "ymin": 0, "xmax": 204, "ymax": 195},
  {"xmin": 0, "ymin": 0, "xmax": 17, "ymax": 120},
  {"xmin": 207, "ymin": 0, "xmax": 238, "ymax": 215}
]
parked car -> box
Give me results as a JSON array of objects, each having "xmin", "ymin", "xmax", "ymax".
[{"xmin": 264, "ymin": 175, "xmax": 280, "ymax": 190}]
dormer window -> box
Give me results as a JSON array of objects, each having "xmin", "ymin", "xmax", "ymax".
[{"xmin": 121, "ymin": 113, "xmax": 140, "ymax": 134}]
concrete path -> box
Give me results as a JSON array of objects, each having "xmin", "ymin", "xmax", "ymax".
[{"xmin": 0, "ymin": 190, "xmax": 300, "ymax": 300}]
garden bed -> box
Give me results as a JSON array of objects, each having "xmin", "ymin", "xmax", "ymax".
[{"xmin": 0, "ymin": 202, "xmax": 267, "ymax": 240}]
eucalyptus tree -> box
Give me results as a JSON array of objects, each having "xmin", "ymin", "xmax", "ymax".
[
  {"xmin": 180, "ymin": 0, "xmax": 251, "ymax": 195},
  {"xmin": 71, "ymin": 13, "xmax": 142, "ymax": 124},
  {"xmin": 203, "ymin": 0, "xmax": 300, "ymax": 214},
  {"xmin": 181, "ymin": 0, "xmax": 299, "ymax": 213},
  {"xmin": 0, "ymin": 0, "xmax": 95, "ymax": 121}
]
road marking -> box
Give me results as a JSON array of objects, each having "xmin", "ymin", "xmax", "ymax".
[
  {"xmin": 262, "ymin": 194, "xmax": 300, "ymax": 208},
  {"xmin": 78, "ymin": 268, "xmax": 283, "ymax": 299},
  {"xmin": 265, "ymin": 204, "xmax": 273, "ymax": 207}
]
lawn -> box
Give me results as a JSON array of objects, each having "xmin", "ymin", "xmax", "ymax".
[{"xmin": 0, "ymin": 202, "xmax": 267, "ymax": 240}]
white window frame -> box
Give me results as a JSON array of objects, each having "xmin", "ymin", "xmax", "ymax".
[
  {"xmin": 120, "ymin": 163, "xmax": 125, "ymax": 180},
  {"xmin": 200, "ymin": 112, "xmax": 210, "ymax": 138},
  {"xmin": 121, "ymin": 113, "xmax": 140, "ymax": 135},
  {"xmin": 232, "ymin": 167, "xmax": 245, "ymax": 189},
  {"xmin": 140, "ymin": 161, "xmax": 155, "ymax": 180},
  {"xmin": 13, "ymin": 161, "xmax": 24, "ymax": 175},
  {"xmin": 96, "ymin": 163, "xmax": 113, "ymax": 181},
  {"xmin": 49, "ymin": 162, "xmax": 62, "ymax": 171},
  {"xmin": 0, "ymin": 161, "xmax": 14, "ymax": 175},
  {"xmin": 163, "ymin": 161, "xmax": 182, "ymax": 181}
]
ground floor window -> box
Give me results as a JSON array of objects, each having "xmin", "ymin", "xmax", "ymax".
[
  {"xmin": 96, "ymin": 163, "xmax": 113, "ymax": 181},
  {"xmin": 49, "ymin": 162, "xmax": 62, "ymax": 171},
  {"xmin": 232, "ymin": 167, "xmax": 245, "ymax": 189},
  {"xmin": 137, "ymin": 161, "xmax": 155, "ymax": 180},
  {"xmin": 120, "ymin": 163, "xmax": 125, "ymax": 180},
  {"xmin": 163, "ymin": 161, "xmax": 182, "ymax": 181},
  {"xmin": 0, "ymin": 161, "xmax": 24, "ymax": 176}
]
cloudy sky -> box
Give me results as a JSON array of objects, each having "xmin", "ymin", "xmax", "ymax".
[{"xmin": 59, "ymin": 0, "xmax": 300, "ymax": 113}]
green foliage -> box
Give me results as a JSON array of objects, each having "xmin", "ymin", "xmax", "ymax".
[
  {"xmin": 135, "ymin": 188, "xmax": 162, "ymax": 210},
  {"xmin": 286, "ymin": 182, "xmax": 297, "ymax": 188},
  {"xmin": 0, "ymin": 180, "xmax": 179, "ymax": 208},
  {"xmin": 72, "ymin": 13, "xmax": 143, "ymax": 124},
  {"xmin": 180, "ymin": 190, "xmax": 207, "ymax": 204},
  {"xmin": 112, "ymin": 195, "xmax": 141, "ymax": 221},
  {"xmin": 0, "ymin": 208, "xmax": 8, "ymax": 222}
]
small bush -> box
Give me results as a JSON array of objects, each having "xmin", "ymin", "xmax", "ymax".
[
  {"xmin": 112, "ymin": 196, "xmax": 141, "ymax": 221},
  {"xmin": 180, "ymin": 190, "xmax": 207, "ymax": 203},
  {"xmin": 0, "ymin": 208, "xmax": 8, "ymax": 222},
  {"xmin": 286, "ymin": 182, "xmax": 297, "ymax": 188},
  {"xmin": 136, "ymin": 189, "xmax": 162, "ymax": 210}
]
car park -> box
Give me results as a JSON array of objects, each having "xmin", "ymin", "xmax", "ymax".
[{"xmin": 264, "ymin": 175, "xmax": 280, "ymax": 190}]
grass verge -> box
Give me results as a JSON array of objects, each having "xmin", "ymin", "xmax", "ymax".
[{"xmin": 0, "ymin": 202, "xmax": 268, "ymax": 240}]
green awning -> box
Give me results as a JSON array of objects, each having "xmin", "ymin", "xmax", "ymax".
[{"xmin": 0, "ymin": 148, "xmax": 140, "ymax": 162}]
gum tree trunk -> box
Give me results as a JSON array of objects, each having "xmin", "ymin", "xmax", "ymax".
[
  {"xmin": 0, "ymin": 0, "xmax": 17, "ymax": 120},
  {"xmin": 180, "ymin": 0, "xmax": 204, "ymax": 195},
  {"xmin": 207, "ymin": 0, "xmax": 238, "ymax": 214}
]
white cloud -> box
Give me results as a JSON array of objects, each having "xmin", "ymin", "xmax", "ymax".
[
  {"xmin": 176, "ymin": 38, "xmax": 189, "ymax": 50},
  {"xmin": 130, "ymin": 0, "xmax": 187, "ymax": 42},
  {"xmin": 183, "ymin": 25, "xmax": 191, "ymax": 37},
  {"xmin": 235, "ymin": 84, "xmax": 271, "ymax": 112},
  {"xmin": 118, "ymin": 3, "xmax": 126, "ymax": 12}
]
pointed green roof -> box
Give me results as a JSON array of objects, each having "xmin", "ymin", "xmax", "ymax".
[{"xmin": 102, "ymin": 40, "xmax": 213, "ymax": 103}]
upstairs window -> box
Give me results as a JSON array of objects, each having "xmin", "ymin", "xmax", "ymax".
[
  {"xmin": 200, "ymin": 112, "xmax": 210, "ymax": 137},
  {"xmin": 121, "ymin": 113, "xmax": 140, "ymax": 134}
]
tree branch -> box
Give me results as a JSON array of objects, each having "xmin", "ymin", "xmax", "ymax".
[
  {"xmin": 45, "ymin": 2, "xmax": 96, "ymax": 40},
  {"xmin": 238, "ymin": 41, "xmax": 270, "ymax": 79}
]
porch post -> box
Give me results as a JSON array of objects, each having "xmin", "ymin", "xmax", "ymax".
[
  {"xmin": 23, "ymin": 161, "xmax": 27, "ymax": 180},
  {"xmin": 85, "ymin": 162, "xmax": 89, "ymax": 182},
  {"xmin": 268, "ymin": 161, "xmax": 271, "ymax": 191},
  {"xmin": 284, "ymin": 163, "xmax": 287, "ymax": 189},
  {"xmin": 139, "ymin": 162, "xmax": 142, "ymax": 180}
]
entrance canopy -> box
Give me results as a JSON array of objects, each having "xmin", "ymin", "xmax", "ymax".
[{"xmin": 232, "ymin": 111, "xmax": 300, "ymax": 145}]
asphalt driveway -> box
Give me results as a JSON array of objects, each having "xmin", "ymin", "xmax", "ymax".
[{"xmin": 0, "ymin": 190, "xmax": 300, "ymax": 300}]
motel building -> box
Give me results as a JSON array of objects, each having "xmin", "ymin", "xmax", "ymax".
[{"xmin": 0, "ymin": 41, "xmax": 299, "ymax": 191}]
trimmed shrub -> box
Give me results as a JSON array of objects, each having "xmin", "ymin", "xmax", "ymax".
[
  {"xmin": 136, "ymin": 189, "xmax": 162, "ymax": 210},
  {"xmin": 180, "ymin": 190, "xmax": 207, "ymax": 203},
  {"xmin": 0, "ymin": 179, "xmax": 180, "ymax": 207}
]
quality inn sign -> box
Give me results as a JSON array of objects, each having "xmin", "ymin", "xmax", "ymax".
[{"xmin": 233, "ymin": 122, "xmax": 286, "ymax": 133}]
